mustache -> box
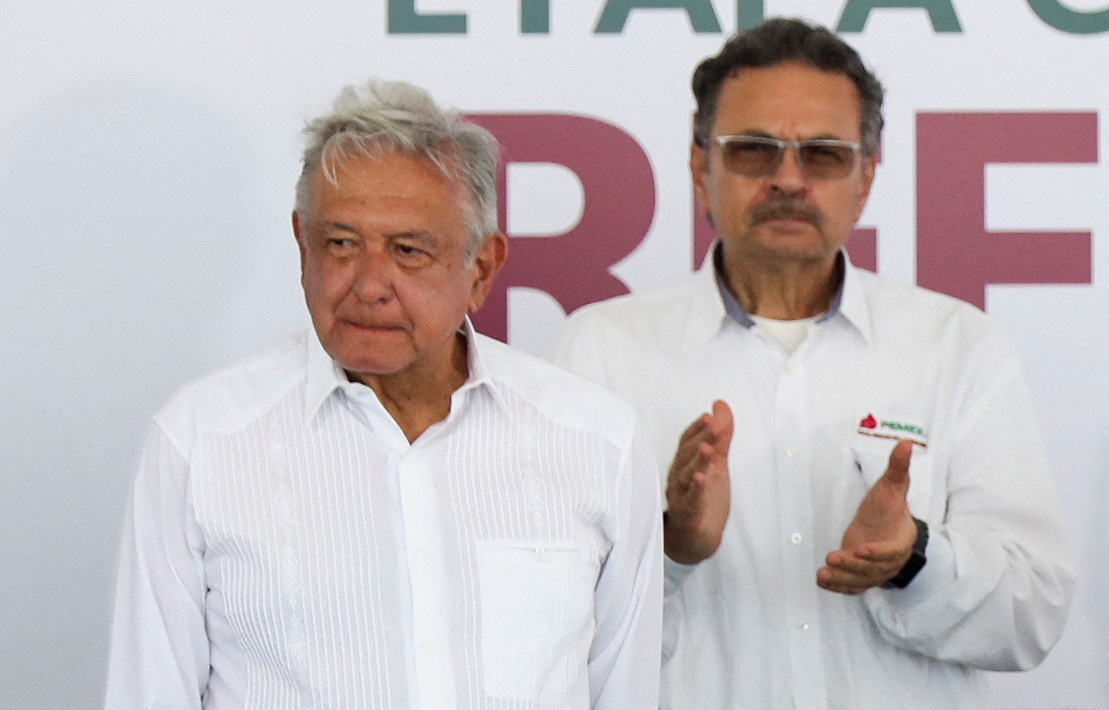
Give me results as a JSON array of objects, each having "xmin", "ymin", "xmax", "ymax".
[{"xmin": 750, "ymin": 197, "xmax": 824, "ymax": 227}]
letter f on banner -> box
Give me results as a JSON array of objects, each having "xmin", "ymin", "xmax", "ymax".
[{"xmin": 917, "ymin": 112, "xmax": 1096, "ymax": 309}]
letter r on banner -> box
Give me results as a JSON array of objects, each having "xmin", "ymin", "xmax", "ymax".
[
  {"xmin": 466, "ymin": 114, "xmax": 655, "ymax": 341},
  {"xmin": 917, "ymin": 112, "xmax": 1096, "ymax": 309}
]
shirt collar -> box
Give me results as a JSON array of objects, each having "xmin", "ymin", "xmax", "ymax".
[
  {"xmin": 451, "ymin": 317, "xmax": 509, "ymax": 413},
  {"xmin": 304, "ymin": 330, "xmax": 347, "ymax": 421},
  {"xmin": 711, "ymin": 243, "xmax": 862, "ymax": 335},
  {"xmin": 680, "ymin": 253, "xmax": 731, "ymax": 347},
  {"xmin": 712, "ymin": 244, "xmax": 756, "ymax": 329},
  {"xmin": 835, "ymin": 254, "xmax": 871, "ymax": 343},
  {"xmin": 302, "ymin": 317, "xmax": 506, "ymax": 422}
]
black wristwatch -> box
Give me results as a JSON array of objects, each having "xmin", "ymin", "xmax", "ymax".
[{"xmin": 882, "ymin": 517, "xmax": 929, "ymax": 589}]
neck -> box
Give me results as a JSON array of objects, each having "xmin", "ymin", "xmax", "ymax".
[
  {"xmin": 721, "ymin": 249, "xmax": 841, "ymax": 320},
  {"xmin": 351, "ymin": 332, "xmax": 469, "ymax": 443}
]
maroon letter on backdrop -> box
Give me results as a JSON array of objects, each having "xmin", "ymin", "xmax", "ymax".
[
  {"xmin": 917, "ymin": 112, "xmax": 1096, "ymax": 309},
  {"xmin": 466, "ymin": 114, "xmax": 655, "ymax": 341}
]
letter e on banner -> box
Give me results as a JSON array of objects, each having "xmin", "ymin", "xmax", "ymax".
[
  {"xmin": 917, "ymin": 112, "xmax": 1096, "ymax": 309},
  {"xmin": 467, "ymin": 114, "xmax": 655, "ymax": 341}
]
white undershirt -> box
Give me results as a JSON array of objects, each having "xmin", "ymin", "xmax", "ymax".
[{"xmin": 750, "ymin": 314, "xmax": 821, "ymax": 354}]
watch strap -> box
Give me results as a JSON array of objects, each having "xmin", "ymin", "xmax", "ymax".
[{"xmin": 882, "ymin": 517, "xmax": 929, "ymax": 589}]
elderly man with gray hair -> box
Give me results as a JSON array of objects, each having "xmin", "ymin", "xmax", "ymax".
[{"xmin": 104, "ymin": 79, "xmax": 662, "ymax": 710}]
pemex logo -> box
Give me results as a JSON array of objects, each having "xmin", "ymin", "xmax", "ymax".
[{"xmin": 857, "ymin": 413, "xmax": 927, "ymax": 447}]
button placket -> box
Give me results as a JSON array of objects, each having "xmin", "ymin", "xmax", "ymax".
[{"xmin": 397, "ymin": 451, "xmax": 457, "ymax": 708}]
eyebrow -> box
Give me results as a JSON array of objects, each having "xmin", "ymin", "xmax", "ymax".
[
  {"xmin": 318, "ymin": 222, "xmax": 440, "ymax": 246},
  {"xmin": 385, "ymin": 230, "xmax": 438, "ymax": 246},
  {"xmin": 736, "ymin": 129, "xmax": 846, "ymax": 141},
  {"xmin": 320, "ymin": 221, "xmax": 360, "ymax": 235}
]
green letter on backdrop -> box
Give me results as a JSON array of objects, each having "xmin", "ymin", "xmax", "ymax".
[
  {"xmin": 387, "ymin": 0, "xmax": 466, "ymax": 34},
  {"xmin": 1027, "ymin": 0, "xmax": 1109, "ymax": 34},
  {"xmin": 737, "ymin": 0, "xmax": 765, "ymax": 29},
  {"xmin": 521, "ymin": 0, "xmax": 550, "ymax": 33},
  {"xmin": 838, "ymin": 0, "xmax": 961, "ymax": 32},
  {"xmin": 595, "ymin": 0, "xmax": 722, "ymax": 33}
]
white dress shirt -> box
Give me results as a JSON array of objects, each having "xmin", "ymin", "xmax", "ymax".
[
  {"xmin": 106, "ymin": 324, "xmax": 662, "ymax": 710},
  {"xmin": 554, "ymin": 252, "xmax": 1075, "ymax": 710}
]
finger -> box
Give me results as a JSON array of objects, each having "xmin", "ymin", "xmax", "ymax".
[
  {"xmin": 824, "ymin": 550, "xmax": 881, "ymax": 576},
  {"xmin": 668, "ymin": 448, "xmax": 717, "ymax": 514},
  {"xmin": 669, "ymin": 448, "xmax": 714, "ymax": 499},
  {"xmin": 816, "ymin": 566, "xmax": 870, "ymax": 595},
  {"xmin": 669, "ymin": 471, "xmax": 720, "ymax": 525},
  {"xmin": 820, "ymin": 560, "xmax": 895, "ymax": 593},
  {"xmin": 672, "ymin": 416, "xmax": 715, "ymax": 466},
  {"xmin": 883, "ymin": 439, "xmax": 913, "ymax": 488},
  {"xmin": 852, "ymin": 541, "xmax": 911, "ymax": 563},
  {"xmin": 668, "ymin": 420, "xmax": 712, "ymax": 483},
  {"xmin": 825, "ymin": 555, "xmax": 900, "ymax": 584},
  {"xmin": 669, "ymin": 439, "xmax": 714, "ymax": 493},
  {"xmin": 677, "ymin": 413, "xmax": 710, "ymax": 444},
  {"xmin": 710, "ymin": 400, "xmax": 734, "ymax": 455},
  {"xmin": 827, "ymin": 544, "xmax": 907, "ymax": 574}
]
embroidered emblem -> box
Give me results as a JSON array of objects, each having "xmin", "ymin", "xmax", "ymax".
[{"xmin": 856, "ymin": 413, "xmax": 928, "ymax": 447}]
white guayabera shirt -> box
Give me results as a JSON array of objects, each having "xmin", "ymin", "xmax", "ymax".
[
  {"xmin": 105, "ymin": 323, "xmax": 662, "ymax": 710},
  {"xmin": 555, "ymin": 249, "xmax": 1075, "ymax": 710}
]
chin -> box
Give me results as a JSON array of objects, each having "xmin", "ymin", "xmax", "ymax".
[
  {"xmin": 321, "ymin": 339, "xmax": 405, "ymax": 378},
  {"xmin": 340, "ymin": 359, "xmax": 411, "ymax": 384}
]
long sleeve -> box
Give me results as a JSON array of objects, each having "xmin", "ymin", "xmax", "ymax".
[
  {"xmin": 587, "ymin": 424, "xmax": 663, "ymax": 710},
  {"xmin": 862, "ymin": 345, "xmax": 1076, "ymax": 670},
  {"xmin": 105, "ymin": 421, "xmax": 209, "ymax": 709},
  {"xmin": 550, "ymin": 262, "xmax": 1078, "ymax": 709}
]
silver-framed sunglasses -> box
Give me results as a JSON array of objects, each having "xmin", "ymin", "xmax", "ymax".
[{"xmin": 713, "ymin": 135, "xmax": 862, "ymax": 180}]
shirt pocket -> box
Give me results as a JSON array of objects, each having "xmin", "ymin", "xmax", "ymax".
[
  {"xmin": 475, "ymin": 540, "xmax": 597, "ymax": 701},
  {"xmin": 849, "ymin": 438, "xmax": 934, "ymax": 519}
]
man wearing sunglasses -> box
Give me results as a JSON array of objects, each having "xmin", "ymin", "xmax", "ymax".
[{"xmin": 556, "ymin": 17, "xmax": 1074, "ymax": 710}]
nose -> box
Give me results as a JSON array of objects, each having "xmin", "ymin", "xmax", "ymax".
[
  {"xmin": 768, "ymin": 145, "xmax": 808, "ymax": 194},
  {"xmin": 351, "ymin": 246, "xmax": 396, "ymax": 304}
]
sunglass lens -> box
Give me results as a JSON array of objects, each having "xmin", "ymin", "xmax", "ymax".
[
  {"xmin": 721, "ymin": 140, "xmax": 781, "ymax": 177},
  {"xmin": 797, "ymin": 144, "xmax": 854, "ymax": 178}
]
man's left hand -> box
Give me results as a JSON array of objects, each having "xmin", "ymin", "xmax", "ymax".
[{"xmin": 817, "ymin": 440, "xmax": 917, "ymax": 595}]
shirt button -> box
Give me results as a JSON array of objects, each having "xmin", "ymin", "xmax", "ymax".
[
  {"xmin": 798, "ymin": 622, "xmax": 810, "ymax": 631},
  {"xmin": 786, "ymin": 448, "xmax": 798, "ymax": 459},
  {"xmin": 536, "ymin": 549, "xmax": 550, "ymax": 563},
  {"xmin": 783, "ymin": 363, "xmax": 794, "ymax": 375},
  {"xmin": 790, "ymin": 532, "xmax": 803, "ymax": 545},
  {"xmin": 419, "ymin": 640, "xmax": 434, "ymax": 652},
  {"xmin": 414, "ymin": 547, "xmax": 428, "ymax": 558}
]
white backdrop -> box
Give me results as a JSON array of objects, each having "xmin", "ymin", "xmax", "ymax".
[{"xmin": 2, "ymin": 1, "xmax": 1107, "ymax": 708}]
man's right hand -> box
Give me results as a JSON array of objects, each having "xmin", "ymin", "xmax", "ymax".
[{"xmin": 663, "ymin": 400, "xmax": 734, "ymax": 564}]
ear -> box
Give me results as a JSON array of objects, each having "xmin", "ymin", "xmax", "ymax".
[
  {"xmin": 292, "ymin": 210, "xmax": 308, "ymax": 276},
  {"xmin": 467, "ymin": 232, "xmax": 509, "ymax": 313},
  {"xmin": 853, "ymin": 154, "xmax": 878, "ymax": 223},
  {"xmin": 690, "ymin": 142, "xmax": 711, "ymax": 221}
]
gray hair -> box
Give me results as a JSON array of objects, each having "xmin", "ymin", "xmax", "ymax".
[{"xmin": 294, "ymin": 79, "xmax": 500, "ymax": 258}]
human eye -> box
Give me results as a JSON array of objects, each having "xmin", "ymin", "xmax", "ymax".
[
  {"xmin": 391, "ymin": 238, "xmax": 434, "ymax": 267},
  {"xmin": 325, "ymin": 234, "xmax": 359, "ymax": 256},
  {"xmin": 801, "ymin": 141, "xmax": 853, "ymax": 166},
  {"xmin": 719, "ymin": 136, "xmax": 780, "ymax": 176},
  {"xmin": 729, "ymin": 137, "xmax": 776, "ymax": 156}
]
